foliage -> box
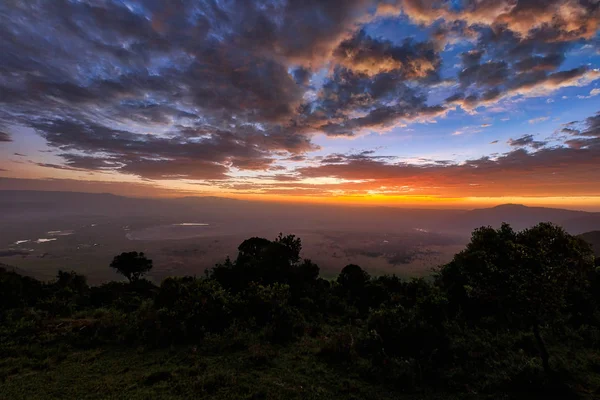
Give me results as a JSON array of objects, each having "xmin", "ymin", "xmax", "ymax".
[
  {"xmin": 2, "ymin": 225, "xmax": 600, "ymax": 399},
  {"xmin": 109, "ymin": 251, "xmax": 153, "ymax": 283}
]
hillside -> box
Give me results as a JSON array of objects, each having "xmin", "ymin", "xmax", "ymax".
[{"xmin": 1, "ymin": 224, "xmax": 600, "ymax": 399}]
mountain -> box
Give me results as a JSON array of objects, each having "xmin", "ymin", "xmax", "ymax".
[
  {"xmin": 579, "ymin": 231, "xmax": 600, "ymax": 256},
  {"xmin": 439, "ymin": 204, "xmax": 600, "ymax": 235},
  {"xmin": 1, "ymin": 190, "xmax": 599, "ymax": 235}
]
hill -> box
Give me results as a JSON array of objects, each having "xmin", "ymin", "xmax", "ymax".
[
  {"xmin": 580, "ymin": 231, "xmax": 600, "ymax": 256},
  {"xmin": 1, "ymin": 224, "xmax": 600, "ymax": 399},
  {"xmin": 439, "ymin": 204, "xmax": 600, "ymax": 234}
]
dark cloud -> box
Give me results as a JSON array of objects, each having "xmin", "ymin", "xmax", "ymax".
[
  {"xmin": 0, "ymin": 132, "xmax": 11, "ymax": 142},
  {"xmin": 459, "ymin": 61, "xmax": 509, "ymax": 88},
  {"xmin": 332, "ymin": 30, "xmax": 440, "ymax": 78},
  {"xmin": 286, "ymin": 155, "xmax": 307, "ymax": 162},
  {"xmin": 507, "ymin": 134, "xmax": 548, "ymax": 149},
  {"xmin": 386, "ymin": 0, "xmax": 600, "ymax": 42},
  {"xmin": 304, "ymin": 65, "xmax": 446, "ymax": 137},
  {"xmin": 24, "ymin": 117, "xmax": 318, "ymax": 180},
  {"xmin": 514, "ymin": 54, "xmax": 565, "ymax": 72},
  {"xmin": 0, "ymin": 0, "xmax": 446, "ymax": 177},
  {"xmin": 460, "ymin": 50, "xmax": 484, "ymax": 68},
  {"xmin": 0, "ymin": 0, "xmax": 598, "ymax": 183},
  {"xmin": 234, "ymin": 0, "xmax": 374, "ymax": 66},
  {"xmin": 562, "ymin": 112, "xmax": 600, "ymax": 149},
  {"xmin": 448, "ymin": 56, "xmax": 598, "ymax": 111},
  {"xmin": 291, "ymin": 67, "xmax": 312, "ymax": 86},
  {"xmin": 429, "ymin": 7, "xmax": 599, "ymax": 111}
]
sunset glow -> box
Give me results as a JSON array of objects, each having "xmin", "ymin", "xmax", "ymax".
[{"xmin": 0, "ymin": 1, "xmax": 599, "ymax": 210}]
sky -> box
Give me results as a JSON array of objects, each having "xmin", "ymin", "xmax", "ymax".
[{"xmin": 0, "ymin": 0, "xmax": 599, "ymax": 210}]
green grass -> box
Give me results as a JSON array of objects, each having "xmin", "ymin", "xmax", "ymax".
[{"xmin": 0, "ymin": 337, "xmax": 443, "ymax": 400}]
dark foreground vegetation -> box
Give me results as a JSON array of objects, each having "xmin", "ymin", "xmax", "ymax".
[{"xmin": 2, "ymin": 223, "xmax": 600, "ymax": 399}]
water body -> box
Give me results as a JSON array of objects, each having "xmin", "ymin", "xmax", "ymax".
[
  {"xmin": 174, "ymin": 223, "xmax": 210, "ymax": 226},
  {"xmin": 47, "ymin": 230, "xmax": 74, "ymax": 236},
  {"xmin": 35, "ymin": 238, "xmax": 57, "ymax": 243}
]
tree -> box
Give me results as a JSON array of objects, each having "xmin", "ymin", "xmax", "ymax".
[
  {"xmin": 338, "ymin": 264, "xmax": 370, "ymax": 291},
  {"xmin": 110, "ymin": 251, "xmax": 153, "ymax": 283},
  {"xmin": 210, "ymin": 234, "xmax": 311, "ymax": 291},
  {"xmin": 337, "ymin": 264, "xmax": 371, "ymax": 306},
  {"xmin": 437, "ymin": 222, "xmax": 595, "ymax": 374},
  {"xmin": 275, "ymin": 233, "xmax": 302, "ymax": 264}
]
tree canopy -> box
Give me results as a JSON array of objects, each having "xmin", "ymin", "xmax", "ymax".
[{"xmin": 109, "ymin": 251, "xmax": 153, "ymax": 283}]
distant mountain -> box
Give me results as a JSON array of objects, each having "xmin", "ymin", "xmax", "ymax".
[
  {"xmin": 579, "ymin": 231, "xmax": 600, "ymax": 256},
  {"xmin": 0, "ymin": 190, "xmax": 598, "ymax": 235},
  {"xmin": 438, "ymin": 204, "xmax": 600, "ymax": 235},
  {"xmin": 0, "ymin": 190, "xmax": 240, "ymax": 220}
]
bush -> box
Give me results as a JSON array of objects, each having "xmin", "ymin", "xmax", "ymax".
[
  {"xmin": 319, "ymin": 330, "xmax": 357, "ymax": 362},
  {"xmin": 154, "ymin": 277, "xmax": 233, "ymax": 342}
]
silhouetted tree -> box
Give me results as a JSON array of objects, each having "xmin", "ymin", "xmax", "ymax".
[
  {"xmin": 275, "ymin": 233, "xmax": 302, "ymax": 264},
  {"xmin": 110, "ymin": 251, "xmax": 153, "ymax": 283},
  {"xmin": 438, "ymin": 222, "xmax": 595, "ymax": 374},
  {"xmin": 338, "ymin": 264, "xmax": 370, "ymax": 292},
  {"xmin": 210, "ymin": 234, "xmax": 311, "ymax": 291},
  {"xmin": 337, "ymin": 264, "xmax": 371, "ymax": 308}
]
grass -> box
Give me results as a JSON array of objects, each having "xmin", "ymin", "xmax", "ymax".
[
  {"xmin": 3, "ymin": 333, "xmax": 600, "ymax": 400},
  {"xmin": 0, "ymin": 337, "xmax": 422, "ymax": 400}
]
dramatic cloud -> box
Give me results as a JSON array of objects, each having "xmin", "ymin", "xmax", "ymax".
[
  {"xmin": 383, "ymin": 0, "xmax": 600, "ymax": 42},
  {"xmin": 332, "ymin": 30, "xmax": 440, "ymax": 77},
  {"xmin": 222, "ymin": 112, "xmax": 599, "ymax": 198},
  {"xmin": 0, "ymin": 0, "xmax": 598, "ymax": 201}
]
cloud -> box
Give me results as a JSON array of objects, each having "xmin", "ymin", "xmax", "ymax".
[
  {"xmin": 0, "ymin": 0, "xmax": 598, "ymax": 186},
  {"xmin": 332, "ymin": 30, "xmax": 440, "ymax": 78},
  {"xmin": 25, "ymin": 117, "xmax": 318, "ymax": 180},
  {"xmin": 507, "ymin": 134, "xmax": 548, "ymax": 149},
  {"xmin": 452, "ymin": 124, "xmax": 490, "ymax": 136},
  {"xmin": 561, "ymin": 112, "xmax": 600, "ymax": 150},
  {"xmin": 0, "ymin": 177, "xmax": 194, "ymax": 198},
  {"xmin": 289, "ymin": 146, "xmax": 600, "ymax": 198},
  {"xmin": 0, "ymin": 0, "xmax": 449, "ymax": 176},
  {"xmin": 577, "ymin": 88, "xmax": 600, "ymax": 99},
  {"xmin": 0, "ymin": 132, "xmax": 11, "ymax": 142},
  {"xmin": 383, "ymin": 0, "xmax": 600, "ymax": 42},
  {"xmin": 528, "ymin": 117, "xmax": 549, "ymax": 124},
  {"xmin": 231, "ymin": 112, "xmax": 598, "ymax": 198}
]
